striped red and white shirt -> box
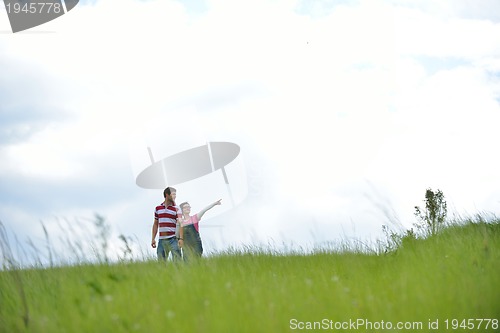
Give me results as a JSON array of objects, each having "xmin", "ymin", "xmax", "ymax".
[{"xmin": 155, "ymin": 202, "xmax": 181, "ymax": 239}]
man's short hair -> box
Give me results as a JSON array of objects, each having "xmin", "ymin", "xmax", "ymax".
[{"xmin": 163, "ymin": 187, "xmax": 176, "ymax": 198}]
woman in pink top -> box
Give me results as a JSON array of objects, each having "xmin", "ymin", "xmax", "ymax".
[{"xmin": 180, "ymin": 199, "xmax": 222, "ymax": 260}]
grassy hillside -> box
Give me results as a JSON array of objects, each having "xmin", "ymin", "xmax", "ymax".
[{"xmin": 1, "ymin": 218, "xmax": 499, "ymax": 332}]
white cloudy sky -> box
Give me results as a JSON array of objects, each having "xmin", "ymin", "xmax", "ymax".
[{"xmin": 1, "ymin": 0, "xmax": 500, "ymax": 265}]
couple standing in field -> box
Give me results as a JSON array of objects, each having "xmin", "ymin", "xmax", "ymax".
[{"xmin": 151, "ymin": 186, "xmax": 222, "ymax": 261}]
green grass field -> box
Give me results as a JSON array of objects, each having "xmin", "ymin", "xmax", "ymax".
[{"xmin": 1, "ymin": 217, "xmax": 499, "ymax": 332}]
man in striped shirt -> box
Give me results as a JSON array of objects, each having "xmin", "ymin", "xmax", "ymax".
[{"xmin": 151, "ymin": 187, "xmax": 184, "ymax": 261}]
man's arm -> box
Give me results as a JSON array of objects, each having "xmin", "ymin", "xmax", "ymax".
[
  {"xmin": 151, "ymin": 219, "xmax": 158, "ymax": 248},
  {"xmin": 178, "ymin": 219, "xmax": 184, "ymax": 248},
  {"xmin": 197, "ymin": 199, "xmax": 222, "ymax": 220},
  {"xmin": 176, "ymin": 206, "xmax": 184, "ymax": 247}
]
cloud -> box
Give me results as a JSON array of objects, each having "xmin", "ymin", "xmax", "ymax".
[
  {"xmin": 0, "ymin": 55, "xmax": 74, "ymax": 145},
  {"xmin": 388, "ymin": 0, "xmax": 500, "ymax": 23},
  {"xmin": 393, "ymin": 8, "xmax": 500, "ymax": 59}
]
